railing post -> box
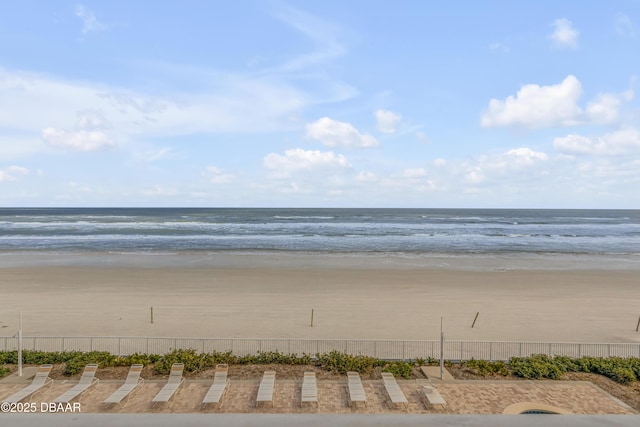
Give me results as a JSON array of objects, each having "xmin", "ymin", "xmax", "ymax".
[
  {"xmin": 548, "ymin": 343, "xmax": 552, "ymax": 357},
  {"xmin": 403, "ymin": 341, "xmax": 406, "ymax": 361},
  {"xmin": 118, "ymin": 338, "xmax": 121, "ymax": 356},
  {"xmin": 519, "ymin": 342, "xmax": 522, "ymax": 358},
  {"xmin": 489, "ymin": 342, "xmax": 493, "ymax": 362},
  {"xmin": 608, "ymin": 344, "xmax": 611, "ymax": 358},
  {"xmin": 578, "ymin": 344, "xmax": 582, "ymax": 358}
]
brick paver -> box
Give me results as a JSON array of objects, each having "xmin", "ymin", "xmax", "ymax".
[{"xmin": 0, "ymin": 378, "xmax": 634, "ymax": 414}]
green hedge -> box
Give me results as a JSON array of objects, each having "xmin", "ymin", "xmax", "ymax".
[
  {"xmin": 1, "ymin": 349, "xmax": 638, "ymax": 384},
  {"xmin": 509, "ymin": 355, "xmax": 640, "ymax": 385},
  {"xmin": 463, "ymin": 359, "xmax": 509, "ymax": 377}
]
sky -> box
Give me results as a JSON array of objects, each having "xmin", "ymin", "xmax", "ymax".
[{"xmin": 0, "ymin": 1, "xmax": 639, "ymax": 208}]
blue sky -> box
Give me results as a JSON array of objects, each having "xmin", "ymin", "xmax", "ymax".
[{"xmin": 1, "ymin": 1, "xmax": 639, "ymax": 208}]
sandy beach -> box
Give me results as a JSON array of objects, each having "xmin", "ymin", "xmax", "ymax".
[{"xmin": 1, "ymin": 253, "xmax": 639, "ymax": 343}]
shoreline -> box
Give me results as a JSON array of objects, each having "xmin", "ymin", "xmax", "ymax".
[{"xmin": 1, "ymin": 250, "xmax": 639, "ymax": 271}]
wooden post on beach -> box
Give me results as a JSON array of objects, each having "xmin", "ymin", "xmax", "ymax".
[
  {"xmin": 151, "ymin": 307, "xmax": 154, "ymax": 324},
  {"xmin": 440, "ymin": 316, "xmax": 444, "ymax": 380},
  {"xmin": 18, "ymin": 311, "xmax": 23, "ymax": 377},
  {"xmin": 310, "ymin": 309, "xmax": 314, "ymax": 327},
  {"xmin": 635, "ymin": 315, "xmax": 640, "ymax": 332},
  {"xmin": 471, "ymin": 312, "xmax": 479, "ymax": 328}
]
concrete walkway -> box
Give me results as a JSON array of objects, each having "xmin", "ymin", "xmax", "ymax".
[{"xmin": 0, "ymin": 367, "xmax": 38, "ymax": 384}]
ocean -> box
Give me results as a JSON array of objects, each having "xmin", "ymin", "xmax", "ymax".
[{"xmin": 0, "ymin": 208, "xmax": 638, "ymax": 256}]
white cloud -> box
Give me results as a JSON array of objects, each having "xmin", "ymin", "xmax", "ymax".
[
  {"xmin": 134, "ymin": 147, "xmax": 174, "ymax": 163},
  {"xmin": 68, "ymin": 181, "xmax": 91, "ymax": 192},
  {"xmin": 550, "ymin": 18, "xmax": 578, "ymax": 49},
  {"xmin": 42, "ymin": 128, "xmax": 114, "ymax": 151},
  {"xmin": 553, "ymin": 128, "xmax": 640, "ymax": 155},
  {"xmin": 489, "ymin": 42, "xmax": 510, "ymax": 53},
  {"xmin": 586, "ymin": 89, "xmax": 634, "ymax": 124},
  {"xmin": 384, "ymin": 168, "xmax": 437, "ymax": 191},
  {"xmin": 0, "ymin": 67, "xmax": 308, "ymax": 141},
  {"xmin": 465, "ymin": 169, "xmax": 485, "ymax": 184},
  {"xmin": 401, "ymin": 168, "xmax": 428, "ymax": 178},
  {"xmin": 374, "ymin": 109, "xmax": 402, "ymax": 134},
  {"xmin": 263, "ymin": 148, "xmax": 351, "ymax": 178},
  {"xmin": 482, "ymin": 75, "xmax": 635, "ymax": 128},
  {"xmin": 204, "ymin": 166, "xmax": 235, "ymax": 184},
  {"xmin": 615, "ymin": 14, "xmax": 636, "ymax": 38},
  {"xmin": 461, "ymin": 147, "xmax": 549, "ymax": 185},
  {"xmin": 481, "ymin": 75, "xmax": 583, "ymax": 128},
  {"xmin": 506, "ymin": 147, "xmax": 549, "ymax": 165},
  {"xmin": 142, "ymin": 185, "xmax": 178, "ymax": 197},
  {"xmin": 0, "ymin": 165, "xmax": 29, "ymax": 182},
  {"xmin": 270, "ymin": 5, "xmax": 346, "ymax": 73},
  {"xmin": 75, "ymin": 4, "xmax": 108, "ymax": 35},
  {"xmin": 355, "ymin": 171, "xmax": 377, "ymax": 182},
  {"xmin": 305, "ymin": 117, "xmax": 378, "ymax": 148},
  {"xmin": 75, "ymin": 110, "xmax": 111, "ymax": 130}
]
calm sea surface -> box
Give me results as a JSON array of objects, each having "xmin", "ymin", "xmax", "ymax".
[{"xmin": 0, "ymin": 208, "xmax": 638, "ymax": 256}]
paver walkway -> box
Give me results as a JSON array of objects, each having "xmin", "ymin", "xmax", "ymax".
[{"xmin": 0, "ymin": 378, "xmax": 634, "ymax": 414}]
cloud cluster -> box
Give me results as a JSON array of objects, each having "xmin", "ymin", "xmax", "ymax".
[
  {"xmin": 481, "ymin": 75, "xmax": 633, "ymax": 128},
  {"xmin": 0, "ymin": 165, "xmax": 29, "ymax": 182},
  {"xmin": 75, "ymin": 4, "xmax": 108, "ymax": 35},
  {"xmin": 614, "ymin": 14, "xmax": 636, "ymax": 38},
  {"xmin": 42, "ymin": 128, "xmax": 114, "ymax": 151},
  {"xmin": 263, "ymin": 148, "xmax": 351, "ymax": 178},
  {"xmin": 554, "ymin": 128, "xmax": 640, "ymax": 156},
  {"xmin": 306, "ymin": 117, "xmax": 378, "ymax": 148},
  {"xmin": 374, "ymin": 109, "xmax": 402, "ymax": 134},
  {"xmin": 0, "ymin": 67, "xmax": 311, "ymax": 148},
  {"xmin": 550, "ymin": 18, "xmax": 578, "ymax": 49},
  {"xmin": 203, "ymin": 166, "xmax": 235, "ymax": 184},
  {"xmin": 481, "ymin": 75, "xmax": 583, "ymax": 128}
]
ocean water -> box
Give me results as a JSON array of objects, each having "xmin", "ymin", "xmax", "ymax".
[{"xmin": 0, "ymin": 208, "xmax": 638, "ymax": 256}]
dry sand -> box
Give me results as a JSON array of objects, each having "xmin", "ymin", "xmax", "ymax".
[{"xmin": 1, "ymin": 253, "xmax": 639, "ymax": 343}]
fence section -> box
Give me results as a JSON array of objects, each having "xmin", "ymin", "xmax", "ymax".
[{"xmin": 1, "ymin": 336, "xmax": 639, "ymax": 361}]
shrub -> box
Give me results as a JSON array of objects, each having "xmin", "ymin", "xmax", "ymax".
[
  {"xmin": 0, "ymin": 351, "xmax": 18, "ymax": 364},
  {"xmin": 509, "ymin": 354, "xmax": 564, "ymax": 380},
  {"xmin": 609, "ymin": 367, "xmax": 636, "ymax": 385},
  {"xmin": 382, "ymin": 361, "xmax": 413, "ymax": 379},
  {"xmin": 314, "ymin": 351, "xmax": 381, "ymax": 375},
  {"xmin": 155, "ymin": 349, "xmax": 239, "ymax": 375},
  {"xmin": 464, "ymin": 359, "xmax": 509, "ymax": 377},
  {"xmin": 238, "ymin": 351, "xmax": 312, "ymax": 366}
]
